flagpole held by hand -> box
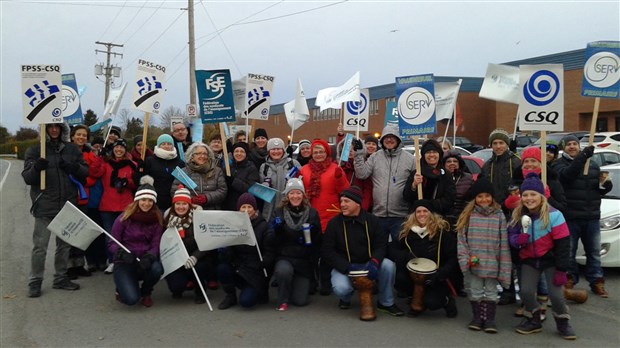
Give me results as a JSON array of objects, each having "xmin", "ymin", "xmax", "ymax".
[{"xmin": 191, "ymin": 267, "xmax": 213, "ymax": 311}]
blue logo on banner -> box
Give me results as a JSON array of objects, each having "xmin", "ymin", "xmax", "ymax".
[
  {"xmin": 134, "ymin": 76, "xmax": 162, "ymax": 107},
  {"xmin": 346, "ymin": 92, "xmax": 367, "ymax": 115},
  {"xmin": 195, "ymin": 69, "xmax": 235, "ymax": 123},
  {"xmin": 62, "ymin": 73, "xmax": 84, "ymax": 125},
  {"xmin": 24, "ymin": 80, "xmax": 61, "ymax": 122},
  {"xmin": 581, "ymin": 41, "xmax": 620, "ymax": 98},
  {"xmin": 523, "ymin": 70, "xmax": 560, "ymax": 106},
  {"xmin": 395, "ymin": 74, "xmax": 436, "ymax": 136}
]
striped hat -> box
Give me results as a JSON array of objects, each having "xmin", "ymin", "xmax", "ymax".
[
  {"xmin": 172, "ymin": 184, "xmax": 191, "ymax": 204},
  {"xmin": 134, "ymin": 175, "xmax": 157, "ymax": 203}
]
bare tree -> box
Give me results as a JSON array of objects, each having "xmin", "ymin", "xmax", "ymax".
[{"xmin": 159, "ymin": 106, "xmax": 187, "ymax": 129}]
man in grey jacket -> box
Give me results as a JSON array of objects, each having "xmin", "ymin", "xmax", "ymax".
[{"xmin": 353, "ymin": 124, "xmax": 414, "ymax": 241}]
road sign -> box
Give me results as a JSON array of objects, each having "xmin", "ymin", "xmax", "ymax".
[{"xmin": 186, "ymin": 104, "xmax": 197, "ymax": 118}]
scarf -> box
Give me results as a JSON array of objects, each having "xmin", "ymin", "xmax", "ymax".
[
  {"xmin": 167, "ymin": 211, "xmax": 193, "ymax": 238},
  {"xmin": 522, "ymin": 167, "xmax": 542, "ymax": 178},
  {"xmin": 410, "ymin": 225, "xmax": 429, "ymax": 239},
  {"xmin": 109, "ymin": 158, "xmax": 136, "ymax": 187},
  {"xmin": 306, "ymin": 159, "xmax": 332, "ymax": 200},
  {"xmin": 154, "ymin": 146, "xmax": 178, "ymax": 160},
  {"xmin": 187, "ymin": 160, "xmax": 215, "ymax": 179},
  {"xmin": 283, "ymin": 205, "xmax": 310, "ymax": 231},
  {"xmin": 129, "ymin": 209, "xmax": 159, "ymax": 225},
  {"xmin": 474, "ymin": 204, "xmax": 498, "ymax": 216}
]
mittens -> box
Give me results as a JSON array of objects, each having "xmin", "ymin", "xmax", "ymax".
[
  {"xmin": 184, "ymin": 256, "xmax": 198, "ymax": 269},
  {"xmin": 192, "ymin": 194, "xmax": 207, "ymax": 205}
]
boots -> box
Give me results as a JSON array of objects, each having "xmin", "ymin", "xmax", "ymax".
[
  {"xmin": 483, "ymin": 301, "xmax": 498, "ymax": 333},
  {"xmin": 468, "ymin": 301, "xmax": 482, "ymax": 331},
  {"xmin": 537, "ymin": 295, "xmax": 548, "ymax": 321},
  {"xmin": 565, "ymin": 275, "xmax": 574, "ymax": 289},
  {"xmin": 516, "ymin": 309, "xmax": 543, "ymax": 335},
  {"xmin": 218, "ymin": 284, "xmax": 237, "ymax": 310},
  {"xmin": 564, "ymin": 288, "xmax": 588, "ymax": 304},
  {"xmin": 591, "ymin": 278, "xmax": 608, "ymax": 298},
  {"xmin": 554, "ymin": 315, "xmax": 577, "ymax": 340},
  {"xmin": 444, "ymin": 295, "xmax": 458, "ymax": 318}
]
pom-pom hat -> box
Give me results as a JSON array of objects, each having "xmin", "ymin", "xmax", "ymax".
[
  {"xmin": 172, "ymin": 185, "xmax": 191, "ymax": 205},
  {"xmin": 134, "ymin": 175, "xmax": 157, "ymax": 203}
]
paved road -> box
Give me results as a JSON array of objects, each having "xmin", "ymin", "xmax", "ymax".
[{"xmin": 1, "ymin": 158, "xmax": 619, "ymax": 347}]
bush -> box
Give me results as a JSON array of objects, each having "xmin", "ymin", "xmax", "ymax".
[{"xmin": 0, "ymin": 139, "xmax": 38, "ymax": 159}]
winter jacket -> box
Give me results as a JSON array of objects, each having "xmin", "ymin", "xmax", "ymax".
[
  {"xmin": 509, "ymin": 164, "xmax": 567, "ymax": 213},
  {"xmin": 479, "ymin": 150, "xmax": 521, "ymax": 211},
  {"xmin": 248, "ymin": 145, "xmax": 268, "ymax": 170},
  {"xmin": 136, "ymin": 148, "xmax": 184, "ymax": 211},
  {"xmin": 224, "ymin": 158, "xmax": 259, "ymax": 211},
  {"xmin": 508, "ymin": 207, "xmax": 570, "ymax": 271},
  {"xmin": 322, "ymin": 210, "xmax": 387, "ymax": 274},
  {"xmin": 340, "ymin": 159, "xmax": 373, "ymax": 212},
  {"xmin": 457, "ymin": 205, "xmax": 511, "ymax": 288},
  {"xmin": 90, "ymin": 156, "xmax": 137, "ymax": 212},
  {"xmin": 300, "ymin": 161, "xmax": 350, "ymax": 231},
  {"xmin": 22, "ymin": 124, "xmax": 88, "ymax": 218},
  {"xmin": 552, "ymin": 152, "xmax": 612, "ymax": 220},
  {"xmin": 259, "ymin": 155, "xmax": 301, "ymax": 220},
  {"xmin": 74, "ymin": 145, "xmax": 98, "ymax": 206},
  {"xmin": 447, "ymin": 171, "xmax": 474, "ymax": 224},
  {"xmin": 163, "ymin": 205, "xmax": 207, "ymax": 261},
  {"xmin": 403, "ymin": 165, "xmax": 455, "ymax": 215},
  {"xmin": 108, "ymin": 214, "xmax": 164, "ymax": 259}
]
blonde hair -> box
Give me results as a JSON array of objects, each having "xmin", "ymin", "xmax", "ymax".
[
  {"xmin": 121, "ymin": 200, "xmax": 164, "ymax": 226},
  {"xmin": 455, "ymin": 199, "xmax": 502, "ymax": 233},
  {"xmin": 509, "ymin": 194, "xmax": 550, "ymax": 229},
  {"xmin": 279, "ymin": 194, "xmax": 310, "ymax": 210},
  {"xmin": 399, "ymin": 210, "xmax": 450, "ymax": 241}
]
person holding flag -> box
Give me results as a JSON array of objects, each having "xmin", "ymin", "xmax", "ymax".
[
  {"xmin": 259, "ymin": 138, "xmax": 301, "ymax": 220},
  {"xmin": 224, "ymin": 142, "xmax": 259, "ymax": 211}
]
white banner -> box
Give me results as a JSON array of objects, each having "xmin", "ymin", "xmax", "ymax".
[
  {"xmin": 285, "ymin": 78, "xmax": 310, "ymax": 130},
  {"xmin": 193, "ymin": 211, "xmax": 256, "ymax": 251},
  {"xmin": 170, "ymin": 116, "xmax": 184, "ymax": 131},
  {"xmin": 315, "ymin": 71, "xmax": 361, "ymax": 111},
  {"xmin": 229, "ymin": 124, "xmax": 252, "ymax": 138},
  {"xmin": 159, "ymin": 227, "xmax": 190, "ymax": 279},
  {"xmin": 434, "ymin": 80, "xmax": 462, "ymax": 121},
  {"xmin": 103, "ymin": 83, "xmax": 127, "ymax": 121},
  {"xmin": 518, "ymin": 64, "xmax": 564, "ymax": 131},
  {"xmin": 232, "ymin": 76, "xmax": 247, "ymax": 117},
  {"xmin": 343, "ymin": 88, "xmax": 369, "ymax": 131},
  {"xmin": 47, "ymin": 202, "xmax": 104, "ymax": 251},
  {"xmin": 244, "ymin": 73, "xmax": 275, "ymax": 120},
  {"xmin": 132, "ymin": 59, "xmax": 166, "ymax": 114},
  {"xmin": 479, "ymin": 63, "xmax": 520, "ymax": 104},
  {"xmin": 21, "ymin": 64, "xmax": 64, "ymax": 124}
]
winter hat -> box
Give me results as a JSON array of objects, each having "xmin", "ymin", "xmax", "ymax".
[
  {"xmin": 91, "ymin": 136, "xmax": 104, "ymax": 146},
  {"xmin": 421, "ymin": 139, "xmax": 444, "ymax": 161},
  {"xmin": 109, "ymin": 126, "xmax": 122, "ymax": 138},
  {"xmin": 236, "ymin": 192, "xmax": 258, "ymax": 211},
  {"xmin": 520, "ymin": 172, "xmax": 545, "ymax": 196},
  {"xmin": 469, "ymin": 177, "xmax": 495, "ymax": 198},
  {"xmin": 380, "ymin": 123, "xmax": 401, "ymax": 148},
  {"xmin": 546, "ymin": 141, "xmax": 559, "ymax": 159},
  {"xmin": 134, "ymin": 175, "xmax": 157, "ymax": 203},
  {"xmin": 340, "ymin": 185, "xmax": 363, "ymax": 205},
  {"xmin": 560, "ymin": 134, "xmax": 579, "ymax": 150},
  {"xmin": 411, "ymin": 199, "xmax": 434, "ymax": 213},
  {"xmin": 133, "ymin": 135, "xmax": 143, "ymax": 146},
  {"xmin": 157, "ymin": 134, "xmax": 174, "ymax": 147},
  {"xmin": 298, "ymin": 139, "xmax": 311, "ymax": 149},
  {"xmin": 112, "ymin": 138, "xmax": 128, "ymax": 149},
  {"xmin": 521, "ymin": 146, "xmax": 541, "ymax": 163},
  {"xmin": 283, "ymin": 177, "xmax": 305, "ymax": 196},
  {"xmin": 232, "ymin": 141, "xmax": 249, "ymax": 154},
  {"xmin": 311, "ymin": 139, "xmax": 331, "ymax": 158},
  {"xmin": 172, "ymin": 185, "xmax": 192, "ymax": 205},
  {"xmin": 364, "ymin": 135, "xmax": 379, "ymax": 146},
  {"xmin": 267, "ymin": 138, "xmax": 285, "ymax": 151},
  {"xmin": 488, "ymin": 128, "xmax": 510, "ymax": 146},
  {"xmin": 254, "ymin": 128, "xmax": 268, "ymax": 140}
]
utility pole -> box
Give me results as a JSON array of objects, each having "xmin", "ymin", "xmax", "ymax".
[
  {"xmin": 95, "ymin": 41, "xmax": 124, "ymax": 106},
  {"xmin": 188, "ymin": 0, "xmax": 196, "ymax": 105}
]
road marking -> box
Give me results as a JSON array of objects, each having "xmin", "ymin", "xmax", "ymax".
[{"xmin": 0, "ymin": 159, "xmax": 11, "ymax": 192}]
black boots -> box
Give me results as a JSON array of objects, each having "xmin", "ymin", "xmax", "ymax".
[{"xmin": 218, "ymin": 284, "xmax": 237, "ymax": 310}]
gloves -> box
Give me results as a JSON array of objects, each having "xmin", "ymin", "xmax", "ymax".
[
  {"xmin": 504, "ymin": 194, "xmax": 521, "ymax": 210},
  {"xmin": 139, "ymin": 253, "xmax": 155, "ymax": 272},
  {"xmin": 184, "ymin": 256, "xmax": 198, "ymax": 269},
  {"xmin": 285, "ymin": 146, "xmax": 294, "ymax": 157},
  {"xmin": 366, "ymin": 258, "xmax": 380, "ymax": 281},
  {"xmin": 114, "ymin": 249, "xmax": 136, "ymax": 264},
  {"xmin": 34, "ymin": 158, "xmax": 49, "ymax": 171},
  {"xmin": 509, "ymin": 139, "xmax": 518, "ymax": 153},
  {"xmin": 516, "ymin": 233, "xmax": 529, "ymax": 247},
  {"xmin": 225, "ymin": 175, "xmax": 234, "ymax": 186},
  {"xmin": 115, "ymin": 177, "xmax": 128, "ymax": 193},
  {"xmin": 59, "ymin": 159, "xmax": 80, "ymax": 175},
  {"xmin": 352, "ymin": 139, "xmax": 363, "ymax": 151},
  {"xmin": 553, "ymin": 271, "xmax": 567, "ymax": 287},
  {"xmin": 582, "ymin": 145, "xmax": 594, "ymax": 158},
  {"xmin": 271, "ymin": 216, "xmax": 283, "ymax": 229},
  {"xmin": 602, "ymin": 180, "xmax": 612, "ymax": 190},
  {"xmin": 191, "ymin": 194, "xmax": 207, "ymax": 205},
  {"xmin": 544, "ymin": 185, "xmax": 551, "ymax": 199}
]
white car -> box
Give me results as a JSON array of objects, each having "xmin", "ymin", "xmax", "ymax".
[
  {"xmin": 576, "ymin": 163, "xmax": 620, "ymax": 268},
  {"xmin": 557, "ymin": 148, "xmax": 620, "ymax": 167},
  {"xmin": 580, "ymin": 132, "xmax": 620, "ymax": 152}
]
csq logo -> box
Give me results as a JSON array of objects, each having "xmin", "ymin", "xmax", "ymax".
[
  {"xmin": 346, "ymin": 93, "xmax": 367, "ymax": 115},
  {"xmin": 584, "ymin": 52, "xmax": 620, "ymax": 88},
  {"xmin": 523, "ymin": 70, "xmax": 560, "ymax": 106},
  {"xmin": 397, "ymin": 87, "xmax": 435, "ymax": 125}
]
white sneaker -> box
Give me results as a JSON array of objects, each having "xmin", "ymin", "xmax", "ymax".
[{"xmin": 104, "ymin": 264, "xmax": 114, "ymax": 274}]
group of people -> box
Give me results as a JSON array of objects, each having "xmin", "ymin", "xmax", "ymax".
[{"xmin": 22, "ymin": 121, "xmax": 612, "ymax": 340}]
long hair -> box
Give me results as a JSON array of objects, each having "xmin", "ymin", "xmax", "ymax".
[
  {"xmin": 455, "ymin": 199, "xmax": 502, "ymax": 233},
  {"xmin": 509, "ymin": 195, "xmax": 550, "ymax": 229},
  {"xmin": 121, "ymin": 200, "xmax": 164, "ymax": 226},
  {"xmin": 399, "ymin": 210, "xmax": 450, "ymax": 241}
]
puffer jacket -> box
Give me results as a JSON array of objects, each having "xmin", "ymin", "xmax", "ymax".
[
  {"xmin": 479, "ymin": 150, "xmax": 521, "ymax": 211},
  {"xmin": 136, "ymin": 146, "xmax": 184, "ymax": 211},
  {"xmin": 224, "ymin": 158, "xmax": 259, "ymax": 211},
  {"xmin": 509, "ymin": 164, "xmax": 567, "ymax": 213},
  {"xmin": 259, "ymin": 155, "xmax": 301, "ymax": 220},
  {"xmin": 108, "ymin": 212, "xmax": 164, "ymax": 259},
  {"xmin": 90, "ymin": 155, "xmax": 137, "ymax": 212},
  {"xmin": 300, "ymin": 161, "xmax": 349, "ymax": 231},
  {"xmin": 403, "ymin": 164, "xmax": 455, "ymax": 215}
]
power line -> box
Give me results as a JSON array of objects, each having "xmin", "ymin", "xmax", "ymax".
[
  {"xmin": 112, "ymin": 1, "xmax": 149, "ymax": 43},
  {"xmin": 199, "ymin": 0, "xmax": 242, "ymax": 76},
  {"xmin": 121, "ymin": 1, "xmax": 169, "ymax": 45},
  {"xmin": 126, "ymin": 10, "xmax": 185, "ymax": 66},
  {"xmin": 98, "ymin": 0, "xmax": 127, "ymax": 41},
  {"xmin": 235, "ymin": 0, "xmax": 349, "ymax": 26},
  {"xmin": 18, "ymin": 1, "xmax": 182, "ymax": 10}
]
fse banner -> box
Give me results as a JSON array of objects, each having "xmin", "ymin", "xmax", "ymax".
[
  {"xmin": 61, "ymin": 73, "xmax": 84, "ymax": 125},
  {"xmin": 396, "ymin": 74, "xmax": 436, "ymax": 137},
  {"xmin": 159, "ymin": 227, "xmax": 190, "ymax": 279},
  {"xmin": 193, "ymin": 211, "xmax": 256, "ymax": 251},
  {"xmin": 518, "ymin": 64, "xmax": 564, "ymax": 132},
  {"xmin": 343, "ymin": 88, "xmax": 370, "ymax": 131},
  {"xmin": 195, "ymin": 69, "xmax": 235, "ymax": 123},
  {"xmin": 581, "ymin": 41, "xmax": 620, "ymax": 98},
  {"xmin": 21, "ymin": 64, "xmax": 63, "ymax": 124},
  {"xmin": 479, "ymin": 63, "xmax": 520, "ymax": 104},
  {"xmin": 132, "ymin": 59, "xmax": 166, "ymax": 114},
  {"xmin": 244, "ymin": 73, "xmax": 275, "ymax": 120}
]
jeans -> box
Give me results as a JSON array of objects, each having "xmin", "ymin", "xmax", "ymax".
[
  {"xmin": 464, "ymin": 272, "xmax": 499, "ymax": 302},
  {"xmin": 114, "ymin": 261, "xmax": 163, "ymax": 305},
  {"xmin": 331, "ymin": 258, "xmax": 395, "ymax": 306},
  {"xmin": 217, "ymin": 263, "xmax": 259, "ymax": 308},
  {"xmin": 30, "ymin": 216, "xmax": 71, "ymax": 285},
  {"xmin": 101, "ymin": 211, "xmax": 122, "ymax": 262},
  {"xmin": 520, "ymin": 264, "xmax": 568, "ymax": 317},
  {"xmin": 567, "ymin": 219, "xmax": 604, "ymax": 285},
  {"xmin": 274, "ymin": 259, "xmax": 310, "ymax": 306},
  {"xmin": 378, "ymin": 217, "xmax": 405, "ymax": 242},
  {"xmin": 165, "ymin": 259, "xmax": 210, "ymax": 296}
]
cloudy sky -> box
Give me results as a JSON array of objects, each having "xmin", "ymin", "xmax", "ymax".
[{"xmin": 1, "ymin": 0, "xmax": 619, "ymax": 133}]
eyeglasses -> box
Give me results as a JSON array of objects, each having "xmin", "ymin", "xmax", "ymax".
[
  {"xmin": 173, "ymin": 128, "xmax": 187, "ymax": 133},
  {"xmin": 193, "ymin": 152, "xmax": 209, "ymax": 157}
]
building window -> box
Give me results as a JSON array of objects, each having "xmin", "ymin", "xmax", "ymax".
[
  {"xmin": 596, "ymin": 118, "xmax": 608, "ymax": 132},
  {"xmin": 328, "ymin": 136, "xmax": 336, "ymax": 143},
  {"xmin": 386, "ymin": 97, "xmax": 396, "ymax": 102},
  {"xmin": 370, "ymin": 100, "xmax": 379, "ymax": 115}
]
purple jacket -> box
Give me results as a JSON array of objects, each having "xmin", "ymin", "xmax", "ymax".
[{"xmin": 108, "ymin": 215, "xmax": 163, "ymax": 259}]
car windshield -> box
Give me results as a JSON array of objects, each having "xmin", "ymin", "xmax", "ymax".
[
  {"xmin": 534, "ymin": 133, "xmax": 566, "ymax": 145},
  {"xmin": 581, "ymin": 135, "xmax": 606, "ymax": 143}
]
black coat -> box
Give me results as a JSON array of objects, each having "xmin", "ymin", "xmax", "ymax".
[
  {"xmin": 403, "ymin": 165, "xmax": 456, "ymax": 216},
  {"xmin": 136, "ymin": 154, "xmax": 184, "ymax": 210},
  {"xmin": 510, "ymin": 164, "xmax": 567, "ymax": 213},
  {"xmin": 224, "ymin": 159, "xmax": 259, "ymax": 211},
  {"xmin": 248, "ymin": 146, "xmax": 268, "ymax": 171}
]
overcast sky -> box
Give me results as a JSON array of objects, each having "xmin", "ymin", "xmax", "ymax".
[{"xmin": 1, "ymin": 0, "xmax": 619, "ymax": 133}]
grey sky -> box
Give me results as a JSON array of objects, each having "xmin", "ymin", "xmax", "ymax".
[{"xmin": 1, "ymin": 0, "xmax": 619, "ymax": 133}]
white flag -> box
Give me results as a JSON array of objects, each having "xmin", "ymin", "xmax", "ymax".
[
  {"xmin": 315, "ymin": 71, "xmax": 361, "ymax": 111},
  {"xmin": 193, "ymin": 211, "xmax": 257, "ymax": 251},
  {"xmin": 232, "ymin": 76, "xmax": 247, "ymax": 117},
  {"xmin": 102, "ymin": 83, "xmax": 127, "ymax": 121},
  {"xmin": 159, "ymin": 227, "xmax": 191, "ymax": 279},
  {"xmin": 479, "ymin": 63, "xmax": 520, "ymax": 104},
  {"xmin": 434, "ymin": 79, "xmax": 462, "ymax": 121},
  {"xmin": 47, "ymin": 202, "xmax": 104, "ymax": 251}
]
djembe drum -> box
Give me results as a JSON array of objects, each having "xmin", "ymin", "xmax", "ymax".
[
  {"xmin": 349, "ymin": 270, "xmax": 376, "ymax": 321},
  {"xmin": 406, "ymin": 258, "xmax": 437, "ymax": 314}
]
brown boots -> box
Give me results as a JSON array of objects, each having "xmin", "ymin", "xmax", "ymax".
[{"xmin": 591, "ymin": 278, "xmax": 609, "ymax": 298}]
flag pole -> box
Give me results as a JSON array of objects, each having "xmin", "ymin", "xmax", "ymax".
[
  {"xmin": 583, "ymin": 97, "xmax": 600, "ymax": 175},
  {"xmin": 290, "ymin": 113, "xmax": 296, "ymax": 145},
  {"xmin": 414, "ymin": 135, "xmax": 423, "ymax": 199},
  {"xmin": 219, "ymin": 123, "xmax": 231, "ymax": 176},
  {"xmin": 355, "ymin": 97, "xmax": 361, "ymax": 139},
  {"xmin": 442, "ymin": 115, "xmax": 451, "ymax": 147},
  {"xmin": 191, "ymin": 267, "xmax": 213, "ymax": 311},
  {"xmin": 540, "ymin": 131, "xmax": 547, "ymax": 187},
  {"xmin": 254, "ymin": 243, "xmax": 268, "ymax": 277},
  {"xmin": 40, "ymin": 124, "xmax": 46, "ymax": 190},
  {"xmin": 452, "ymin": 102, "xmax": 457, "ymax": 145},
  {"xmin": 140, "ymin": 112, "xmax": 149, "ymax": 160}
]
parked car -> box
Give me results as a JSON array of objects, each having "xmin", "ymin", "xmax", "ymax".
[
  {"xmin": 402, "ymin": 146, "xmax": 484, "ymax": 180},
  {"xmin": 532, "ymin": 131, "xmax": 589, "ymax": 149},
  {"xmin": 510, "ymin": 133, "xmax": 539, "ymax": 151},
  {"xmin": 471, "ymin": 148, "xmax": 494, "ymax": 163},
  {"xmin": 451, "ymin": 136, "xmax": 484, "ymax": 153},
  {"xmin": 580, "ymin": 132, "xmax": 620, "ymax": 152},
  {"xmin": 554, "ymin": 148, "xmax": 620, "ymax": 167},
  {"xmin": 576, "ymin": 163, "xmax": 620, "ymax": 268}
]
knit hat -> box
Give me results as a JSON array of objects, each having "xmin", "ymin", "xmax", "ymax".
[
  {"xmin": 546, "ymin": 141, "xmax": 559, "ymax": 158},
  {"xmin": 133, "ymin": 135, "xmax": 143, "ymax": 146},
  {"xmin": 298, "ymin": 139, "xmax": 311, "ymax": 149},
  {"xmin": 364, "ymin": 135, "xmax": 379, "ymax": 146},
  {"xmin": 411, "ymin": 199, "xmax": 434, "ymax": 213},
  {"xmin": 172, "ymin": 184, "xmax": 191, "ymax": 205},
  {"xmin": 520, "ymin": 172, "xmax": 545, "ymax": 195},
  {"xmin": 91, "ymin": 136, "xmax": 104, "ymax": 146},
  {"xmin": 254, "ymin": 128, "xmax": 268, "ymax": 140},
  {"xmin": 267, "ymin": 138, "xmax": 285, "ymax": 151},
  {"xmin": 488, "ymin": 128, "xmax": 510, "ymax": 146},
  {"xmin": 340, "ymin": 185, "xmax": 363, "ymax": 205},
  {"xmin": 311, "ymin": 139, "xmax": 331, "ymax": 159},
  {"xmin": 560, "ymin": 134, "xmax": 579, "ymax": 150},
  {"xmin": 421, "ymin": 139, "xmax": 444, "ymax": 161},
  {"xmin": 236, "ymin": 192, "xmax": 258, "ymax": 211},
  {"xmin": 283, "ymin": 177, "xmax": 305, "ymax": 196},
  {"xmin": 109, "ymin": 126, "xmax": 122, "ymax": 138},
  {"xmin": 469, "ymin": 177, "xmax": 495, "ymax": 198},
  {"xmin": 134, "ymin": 175, "xmax": 157, "ymax": 203},
  {"xmin": 157, "ymin": 134, "xmax": 174, "ymax": 147},
  {"xmin": 112, "ymin": 138, "xmax": 127, "ymax": 149},
  {"xmin": 521, "ymin": 147, "xmax": 541, "ymax": 163},
  {"xmin": 232, "ymin": 141, "xmax": 249, "ymax": 154}
]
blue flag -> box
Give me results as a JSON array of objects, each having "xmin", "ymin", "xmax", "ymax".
[
  {"xmin": 172, "ymin": 167, "xmax": 197, "ymax": 190},
  {"xmin": 248, "ymin": 183, "xmax": 278, "ymax": 203}
]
